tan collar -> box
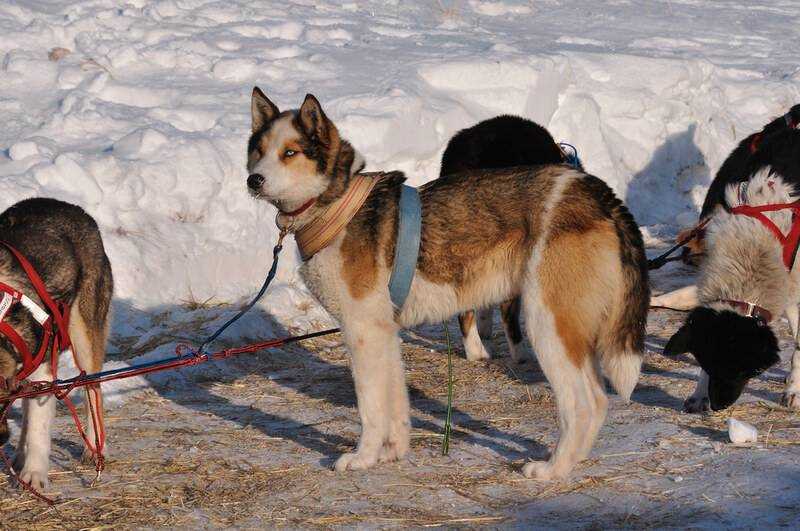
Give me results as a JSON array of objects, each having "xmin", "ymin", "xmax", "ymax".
[{"xmin": 278, "ymin": 173, "xmax": 382, "ymax": 261}]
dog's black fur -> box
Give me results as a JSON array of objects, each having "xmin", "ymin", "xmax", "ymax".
[
  {"xmin": 441, "ymin": 114, "xmax": 567, "ymax": 177},
  {"xmin": 700, "ymin": 104, "xmax": 800, "ymax": 220},
  {"xmin": 664, "ymin": 308, "xmax": 781, "ymax": 410}
]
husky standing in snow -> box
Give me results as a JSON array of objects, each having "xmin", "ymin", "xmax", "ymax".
[
  {"xmin": 663, "ymin": 169, "xmax": 800, "ymax": 411},
  {"xmin": 0, "ymin": 198, "xmax": 113, "ymax": 490},
  {"xmin": 246, "ymin": 88, "xmax": 648, "ymax": 479},
  {"xmin": 439, "ymin": 115, "xmax": 580, "ymax": 363}
]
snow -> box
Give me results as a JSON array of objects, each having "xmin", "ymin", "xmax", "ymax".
[{"xmin": 1, "ymin": 0, "xmax": 799, "ymax": 523}]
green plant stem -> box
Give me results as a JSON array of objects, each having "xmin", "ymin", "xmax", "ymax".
[{"xmin": 442, "ymin": 322, "xmax": 454, "ymax": 455}]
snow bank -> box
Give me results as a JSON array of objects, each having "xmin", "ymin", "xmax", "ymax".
[{"xmin": 0, "ymin": 1, "xmax": 798, "ymax": 379}]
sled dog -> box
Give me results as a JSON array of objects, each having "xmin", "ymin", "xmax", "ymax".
[
  {"xmin": 0, "ymin": 198, "xmax": 113, "ymax": 490},
  {"xmin": 663, "ymin": 169, "xmax": 800, "ymax": 411},
  {"xmin": 246, "ymin": 88, "xmax": 648, "ymax": 479}
]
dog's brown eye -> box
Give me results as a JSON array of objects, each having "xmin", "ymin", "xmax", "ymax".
[{"xmin": 284, "ymin": 149, "xmax": 297, "ymax": 158}]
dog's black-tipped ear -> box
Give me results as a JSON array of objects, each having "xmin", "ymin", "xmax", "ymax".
[
  {"xmin": 663, "ymin": 322, "xmax": 692, "ymax": 356},
  {"xmin": 251, "ymin": 87, "xmax": 280, "ymax": 132},
  {"xmin": 299, "ymin": 93, "xmax": 334, "ymax": 146}
]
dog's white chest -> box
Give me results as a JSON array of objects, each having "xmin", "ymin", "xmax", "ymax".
[{"xmin": 299, "ymin": 242, "xmax": 346, "ymax": 321}]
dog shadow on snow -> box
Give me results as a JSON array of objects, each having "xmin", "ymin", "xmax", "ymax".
[
  {"xmin": 625, "ymin": 123, "xmax": 709, "ymax": 228},
  {"xmin": 93, "ymin": 301, "xmax": 550, "ymax": 467}
]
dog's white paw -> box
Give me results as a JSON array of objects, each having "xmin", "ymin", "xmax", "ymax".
[
  {"xmin": 781, "ymin": 390, "xmax": 800, "ymax": 410},
  {"xmin": 522, "ymin": 460, "xmax": 568, "ymax": 481},
  {"xmin": 463, "ymin": 327, "xmax": 492, "ymax": 361},
  {"xmin": 334, "ymin": 451, "xmax": 379, "ymax": 472},
  {"xmin": 378, "ymin": 439, "xmax": 409, "ymax": 464},
  {"xmin": 18, "ymin": 465, "xmax": 49, "ymax": 490},
  {"xmin": 684, "ymin": 395, "xmax": 710, "ymax": 413}
]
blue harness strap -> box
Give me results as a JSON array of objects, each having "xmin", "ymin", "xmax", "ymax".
[{"xmin": 389, "ymin": 184, "xmax": 422, "ymax": 312}]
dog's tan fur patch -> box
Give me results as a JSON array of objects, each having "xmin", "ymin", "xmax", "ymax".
[
  {"xmin": 539, "ymin": 220, "xmax": 620, "ymax": 367},
  {"xmin": 416, "ymin": 168, "xmax": 558, "ymax": 293}
]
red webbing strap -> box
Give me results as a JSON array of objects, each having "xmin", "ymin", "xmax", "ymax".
[
  {"xmin": 730, "ymin": 199, "xmax": 800, "ymax": 269},
  {"xmin": 0, "ymin": 242, "xmax": 69, "ymax": 348},
  {"xmin": 0, "ymin": 321, "xmax": 52, "ymax": 384}
]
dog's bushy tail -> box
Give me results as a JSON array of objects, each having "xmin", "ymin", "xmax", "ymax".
[{"xmin": 591, "ymin": 180, "xmax": 650, "ymax": 400}]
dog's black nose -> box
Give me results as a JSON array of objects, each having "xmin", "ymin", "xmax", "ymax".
[{"xmin": 247, "ymin": 173, "xmax": 265, "ymax": 190}]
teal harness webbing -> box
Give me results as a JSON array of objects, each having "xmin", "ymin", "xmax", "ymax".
[{"xmin": 388, "ymin": 184, "xmax": 422, "ymax": 312}]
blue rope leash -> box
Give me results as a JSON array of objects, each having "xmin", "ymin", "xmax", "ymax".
[{"xmin": 195, "ymin": 229, "xmax": 287, "ymax": 355}]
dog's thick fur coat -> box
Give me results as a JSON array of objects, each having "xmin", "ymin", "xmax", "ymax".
[
  {"xmin": 247, "ymin": 88, "xmax": 649, "ymax": 479},
  {"xmin": 0, "ymin": 198, "xmax": 113, "ymax": 490},
  {"xmin": 439, "ymin": 115, "xmax": 567, "ymax": 363},
  {"xmin": 665, "ymin": 170, "xmax": 800, "ymax": 410}
]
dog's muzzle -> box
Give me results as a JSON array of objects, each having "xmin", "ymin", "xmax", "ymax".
[{"xmin": 247, "ymin": 173, "xmax": 265, "ymax": 191}]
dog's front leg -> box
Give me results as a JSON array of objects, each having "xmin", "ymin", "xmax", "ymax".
[
  {"xmin": 650, "ymin": 285, "xmax": 698, "ymax": 310},
  {"xmin": 18, "ymin": 364, "xmax": 55, "ymax": 490},
  {"xmin": 782, "ymin": 305, "xmax": 800, "ymax": 409},
  {"xmin": 684, "ymin": 368, "xmax": 710, "ymax": 413},
  {"xmin": 335, "ymin": 319, "xmax": 410, "ymax": 471}
]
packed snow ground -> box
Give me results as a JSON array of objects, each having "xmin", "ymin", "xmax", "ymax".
[{"xmin": 1, "ymin": 0, "xmax": 800, "ymax": 526}]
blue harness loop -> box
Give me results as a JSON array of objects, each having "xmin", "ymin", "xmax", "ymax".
[
  {"xmin": 388, "ymin": 184, "xmax": 422, "ymax": 312},
  {"xmin": 558, "ymin": 142, "xmax": 583, "ymax": 170}
]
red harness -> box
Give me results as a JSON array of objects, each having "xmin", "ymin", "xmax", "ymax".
[
  {"xmin": 0, "ymin": 241, "xmax": 105, "ymax": 502},
  {"xmin": 0, "ymin": 242, "xmax": 71, "ymax": 388},
  {"xmin": 730, "ymin": 199, "xmax": 800, "ymax": 270}
]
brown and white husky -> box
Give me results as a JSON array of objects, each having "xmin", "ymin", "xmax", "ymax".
[{"xmin": 246, "ymin": 88, "xmax": 649, "ymax": 480}]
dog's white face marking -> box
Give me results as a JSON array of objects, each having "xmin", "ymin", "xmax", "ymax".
[{"xmin": 248, "ymin": 119, "xmax": 328, "ymax": 212}]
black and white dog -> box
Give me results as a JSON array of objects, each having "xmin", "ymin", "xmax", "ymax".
[{"xmin": 662, "ymin": 122, "xmax": 800, "ymax": 412}]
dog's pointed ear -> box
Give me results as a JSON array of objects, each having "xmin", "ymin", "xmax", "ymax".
[
  {"xmin": 663, "ymin": 322, "xmax": 692, "ymax": 356},
  {"xmin": 252, "ymin": 87, "xmax": 280, "ymax": 132},
  {"xmin": 299, "ymin": 93, "xmax": 335, "ymax": 146}
]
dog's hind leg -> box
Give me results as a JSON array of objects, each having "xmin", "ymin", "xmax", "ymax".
[
  {"xmin": 18, "ymin": 363, "xmax": 55, "ymax": 490},
  {"xmin": 70, "ymin": 260, "xmax": 113, "ymax": 465},
  {"xmin": 69, "ymin": 297, "xmax": 108, "ymax": 464},
  {"xmin": 519, "ymin": 220, "xmax": 624, "ymax": 480},
  {"xmin": 519, "ymin": 275, "xmax": 608, "ymax": 479},
  {"xmin": 500, "ymin": 298, "xmax": 526, "ymax": 363},
  {"xmin": 520, "ymin": 296, "xmax": 607, "ymax": 480},
  {"xmin": 782, "ymin": 304, "xmax": 800, "ymax": 409},
  {"xmin": 335, "ymin": 313, "xmax": 408, "ymax": 471},
  {"xmin": 458, "ymin": 311, "xmax": 491, "ymax": 361}
]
